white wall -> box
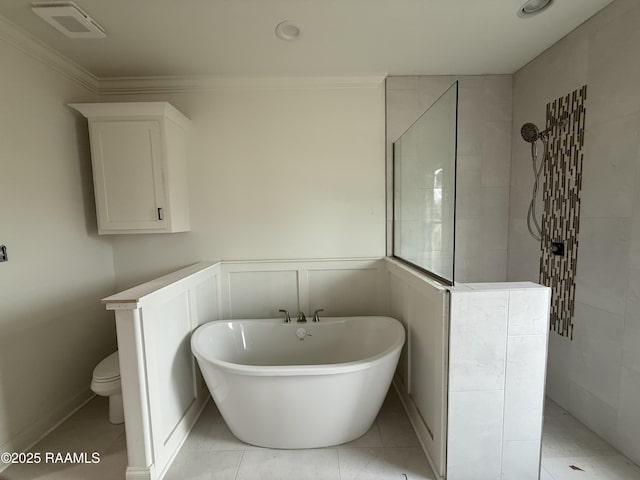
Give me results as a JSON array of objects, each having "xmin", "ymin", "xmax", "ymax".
[
  {"xmin": 385, "ymin": 259, "xmax": 449, "ymax": 479},
  {"xmin": 386, "ymin": 75, "xmax": 512, "ymax": 282},
  {"xmin": 219, "ymin": 258, "xmax": 386, "ymax": 320},
  {"xmin": 508, "ymin": 0, "xmax": 640, "ymax": 464},
  {"xmin": 447, "ymin": 283, "xmax": 550, "ymax": 480},
  {"xmin": 0, "ymin": 38, "xmax": 117, "ymax": 463},
  {"xmin": 99, "ymin": 80, "xmax": 386, "ymax": 289},
  {"xmin": 106, "ymin": 263, "xmax": 218, "ymax": 480}
]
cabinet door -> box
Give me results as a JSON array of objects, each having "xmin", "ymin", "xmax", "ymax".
[{"xmin": 90, "ymin": 120, "xmax": 167, "ymax": 232}]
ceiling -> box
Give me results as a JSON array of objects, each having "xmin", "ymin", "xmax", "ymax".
[{"xmin": 0, "ymin": 0, "xmax": 616, "ymax": 79}]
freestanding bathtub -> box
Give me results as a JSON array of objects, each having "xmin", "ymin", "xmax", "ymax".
[{"xmin": 191, "ymin": 316, "xmax": 405, "ymax": 449}]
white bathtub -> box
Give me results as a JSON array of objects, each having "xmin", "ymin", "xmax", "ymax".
[{"xmin": 191, "ymin": 316, "xmax": 405, "ymax": 449}]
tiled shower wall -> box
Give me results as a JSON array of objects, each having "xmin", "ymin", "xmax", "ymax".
[
  {"xmin": 539, "ymin": 85, "xmax": 587, "ymax": 339},
  {"xmin": 386, "ymin": 75, "xmax": 512, "ymax": 283},
  {"xmin": 508, "ymin": 0, "xmax": 640, "ymax": 465}
]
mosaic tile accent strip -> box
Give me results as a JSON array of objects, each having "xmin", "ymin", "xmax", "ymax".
[{"xmin": 539, "ymin": 85, "xmax": 587, "ymax": 339}]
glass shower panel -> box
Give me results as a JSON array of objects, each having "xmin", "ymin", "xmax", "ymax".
[{"xmin": 393, "ymin": 82, "xmax": 458, "ymax": 284}]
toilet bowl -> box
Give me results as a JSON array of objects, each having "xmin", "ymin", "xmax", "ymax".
[{"xmin": 91, "ymin": 351, "xmax": 124, "ymax": 424}]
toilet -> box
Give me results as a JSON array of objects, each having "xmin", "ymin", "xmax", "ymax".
[{"xmin": 91, "ymin": 351, "xmax": 124, "ymax": 424}]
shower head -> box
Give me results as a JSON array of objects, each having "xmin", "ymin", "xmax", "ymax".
[
  {"xmin": 521, "ymin": 122, "xmax": 540, "ymax": 143},
  {"xmin": 521, "ymin": 116, "xmax": 570, "ymax": 144}
]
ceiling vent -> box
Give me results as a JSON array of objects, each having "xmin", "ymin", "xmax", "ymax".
[{"xmin": 31, "ymin": 1, "xmax": 106, "ymax": 38}]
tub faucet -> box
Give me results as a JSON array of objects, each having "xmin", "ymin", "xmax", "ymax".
[
  {"xmin": 297, "ymin": 311, "xmax": 307, "ymax": 323},
  {"xmin": 312, "ymin": 309, "xmax": 324, "ymax": 322},
  {"xmin": 279, "ymin": 309, "xmax": 291, "ymax": 323}
]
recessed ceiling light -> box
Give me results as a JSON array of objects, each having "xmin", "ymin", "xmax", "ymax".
[
  {"xmin": 275, "ymin": 21, "xmax": 300, "ymax": 41},
  {"xmin": 517, "ymin": 0, "xmax": 554, "ymax": 18},
  {"xmin": 32, "ymin": 1, "xmax": 106, "ymax": 38}
]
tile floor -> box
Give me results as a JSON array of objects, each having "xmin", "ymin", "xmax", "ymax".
[
  {"xmin": 541, "ymin": 399, "xmax": 640, "ymax": 480},
  {"xmin": 0, "ymin": 397, "xmax": 127, "ymax": 480},
  {"xmin": 164, "ymin": 387, "xmax": 434, "ymax": 480},
  {"xmin": 1, "ymin": 393, "xmax": 639, "ymax": 480}
]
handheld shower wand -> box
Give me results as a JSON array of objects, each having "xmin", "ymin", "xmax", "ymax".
[{"xmin": 520, "ymin": 117, "xmax": 568, "ymax": 241}]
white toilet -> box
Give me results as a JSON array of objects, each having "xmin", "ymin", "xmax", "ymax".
[{"xmin": 91, "ymin": 351, "xmax": 124, "ymax": 424}]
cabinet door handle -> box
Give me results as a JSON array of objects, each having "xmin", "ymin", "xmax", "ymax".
[{"xmin": 157, "ymin": 207, "xmax": 163, "ymax": 221}]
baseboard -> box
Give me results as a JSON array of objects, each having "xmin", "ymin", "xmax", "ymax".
[
  {"xmin": 155, "ymin": 392, "xmax": 211, "ymax": 480},
  {"xmin": 392, "ymin": 381, "xmax": 445, "ymax": 480},
  {"xmin": 126, "ymin": 466, "xmax": 155, "ymax": 480}
]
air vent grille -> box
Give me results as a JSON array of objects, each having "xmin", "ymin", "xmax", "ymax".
[{"xmin": 32, "ymin": 2, "xmax": 106, "ymax": 39}]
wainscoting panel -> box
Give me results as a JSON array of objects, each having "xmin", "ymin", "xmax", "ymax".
[
  {"xmin": 105, "ymin": 262, "xmax": 219, "ymax": 480},
  {"xmin": 227, "ymin": 270, "xmax": 299, "ymax": 319},
  {"xmin": 144, "ymin": 292, "xmax": 195, "ymax": 445},
  {"xmin": 220, "ymin": 258, "xmax": 385, "ymax": 320},
  {"xmin": 385, "ymin": 258, "xmax": 449, "ymax": 479},
  {"xmin": 307, "ymin": 268, "xmax": 380, "ymax": 316}
]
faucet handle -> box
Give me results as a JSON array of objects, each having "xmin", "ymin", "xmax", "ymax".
[
  {"xmin": 297, "ymin": 311, "xmax": 307, "ymax": 323},
  {"xmin": 279, "ymin": 309, "xmax": 291, "ymax": 323},
  {"xmin": 312, "ymin": 309, "xmax": 324, "ymax": 322}
]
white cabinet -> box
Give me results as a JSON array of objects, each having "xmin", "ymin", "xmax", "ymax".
[{"xmin": 70, "ymin": 102, "xmax": 190, "ymax": 234}]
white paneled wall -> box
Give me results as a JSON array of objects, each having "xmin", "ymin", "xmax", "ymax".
[
  {"xmin": 105, "ymin": 262, "xmax": 219, "ymax": 480},
  {"xmin": 385, "ymin": 259, "xmax": 449, "ymax": 479},
  {"xmin": 104, "ymin": 257, "xmax": 552, "ymax": 480},
  {"xmin": 447, "ymin": 283, "xmax": 550, "ymax": 480},
  {"xmin": 219, "ymin": 259, "xmax": 386, "ymax": 320}
]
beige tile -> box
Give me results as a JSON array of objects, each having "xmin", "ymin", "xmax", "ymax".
[
  {"xmin": 457, "ymin": 114, "xmax": 483, "ymax": 155},
  {"xmin": 456, "ymin": 75, "xmax": 485, "ymax": 90},
  {"xmin": 587, "ymin": 6, "xmax": 640, "ymax": 125},
  {"xmin": 542, "ymin": 455, "xmax": 640, "ymax": 480},
  {"xmin": 447, "ymin": 390, "xmax": 504, "ymax": 479},
  {"xmin": 623, "ymin": 269, "xmax": 640, "ymax": 374},
  {"xmin": 386, "ymin": 89, "xmax": 420, "ymax": 142},
  {"xmin": 484, "ymin": 75, "xmax": 513, "ymax": 124},
  {"xmin": 182, "ymin": 414, "xmax": 262, "ymax": 452},
  {"xmin": 481, "ymin": 121, "xmax": 512, "ymax": 187},
  {"xmin": 502, "ymin": 440, "xmax": 542, "ymax": 480},
  {"xmin": 581, "ymin": 115, "xmax": 640, "ymax": 219},
  {"xmin": 380, "ymin": 386, "xmax": 405, "ymax": 413},
  {"xmin": 338, "ymin": 447, "xmax": 434, "ymax": 480},
  {"xmin": 164, "ymin": 450, "xmax": 242, "ymax": 480},
  {"xmin": 375, "ymin": 413, "xmax": 420, "ymax": 448},
  {"xmin": 235, "ymin": 448, "xmax": 339, "ymax": 480},
  {"xmin": 339, "ymin": 423, "xmax": 383, "ymax": 448},
  {"xmin": 574, "ymin": 219, "xmax": 631, "ymax": 317},
  {"xmin": 417, "ymin": 76, "xmax": 456, "ymax": 113},
  {"xmin": 386, "ymin": 76, "xmax": 420, "ymax": 91},
  {"xmin": 542, "ymin": 398, "xmax": 619, "ymax": 459},
  {"xmin": 1, "ymin": 397, "xmax": 127, "ymax": 480},
  {"xmin": 540, "ymin": 465, "xmax": 555, "ymax": 480},
  {"xmin": 616, "ymin": 368, "xmax": 640, "ymax": 463},
  {"xmin": 0, "ymin": 453, "xmax": 128, "ymax": 480}
]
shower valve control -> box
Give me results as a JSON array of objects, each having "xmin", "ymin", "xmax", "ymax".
[{"xmin": 551, "ymin": 242, "xmax": 565, "ymax": 257}]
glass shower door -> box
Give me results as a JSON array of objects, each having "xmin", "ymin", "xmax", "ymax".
[{"xmin": 393, "ymin": 82, "xmax": 458, "ymax": 284}]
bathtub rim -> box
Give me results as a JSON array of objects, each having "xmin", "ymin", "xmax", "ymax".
[{"xmin": 191, "ymin": 316, "xmax": 405, "ymax": 377}]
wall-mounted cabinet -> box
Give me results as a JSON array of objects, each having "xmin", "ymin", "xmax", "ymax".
[{"xmin": 70, "ymin": 102, "xmax": 190, "ymax": 234}]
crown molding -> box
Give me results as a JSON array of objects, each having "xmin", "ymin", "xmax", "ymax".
[
  {"xmin": 98, "ymin": 74, "xmax": 388, "ymax": 95},
  {"xmin": 0, "ymin": 14, "xmax": 99, "ymax": 94},
  {"xmin": 1, "ymin": 13, "xmax": 386, "ymax": 95}
]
